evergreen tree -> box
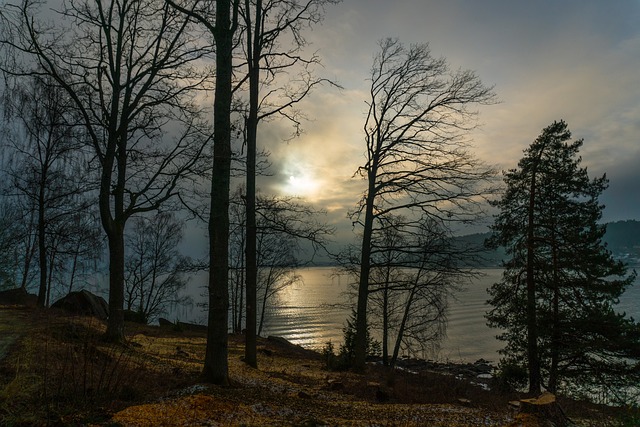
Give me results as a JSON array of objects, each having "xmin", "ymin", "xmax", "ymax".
[{"xmin": 487, "ymin": 120, "xmax": 640, "ymax": 401}]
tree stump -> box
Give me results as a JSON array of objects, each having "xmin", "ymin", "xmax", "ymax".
[{"xmin": 515, "ymin": 392, "xmax": 571, "ymax": 427}]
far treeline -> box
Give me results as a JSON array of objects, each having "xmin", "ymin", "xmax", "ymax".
[
  {"xmin": 457, "ymin": 219, "xmax": 640, "ymax": 267},
  {"xmin": 0, "ymin": 0, "xmax": 638, "ymax": 407}
]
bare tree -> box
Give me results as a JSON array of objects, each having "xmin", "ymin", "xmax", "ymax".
[
  {"xmin": 372, "ymin": 216, "xmax": 477, "ymax": 366},
  {"xmin": 255, "ymin": 194, "xmax": 332, "ymax": 334},
  {"xmin": 165, "ymin": 0, "xmax": 241, "ymax": 385},
  {"xmin": 228, "ymin": 188, "xmax": 333, "ymax": 336},
  {"xmin": 338, "ymin": 214, "xmax": 478, "ymax": 367},
  {"xmin": 237, "ymin": 0, "xmax": 340, "ymax": 367},
  {"xmin": 0, "ymin": 0, "xmax": 212, "ymax": 340},
  {"xmin": 124, "ymin": 212, "xmax": 192, "ymax": 324},
  {"xmin": 350, "ymin": 38, "xmax": 496, "ymax": 370},
  {"xmin": 229, "ymin": 186, "xmax": 247, "ymax": 333},
  {"xmin": 0, "ymin": 197, "xmax": 22, "ymax": 289},
  {"xmin": 62, "ymin": 208, "xmax": 104, "ymax": 295},
  {"xmin": 0, "ymin": 180, "xmax": 38, "ymax": 291},
  {"xmin": 1, "ymin": 74, "xmax": 89, "ymax": 306}
]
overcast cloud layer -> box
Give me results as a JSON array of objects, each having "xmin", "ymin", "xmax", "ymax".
[{"xmin": 254, "ymin": 0, "xmax": 640, "ymax": 247}]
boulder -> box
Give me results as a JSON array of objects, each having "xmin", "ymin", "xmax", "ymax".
[
  {"xmin": 124, "ymin": 309, "xmax": 147, "ymax": 324},
  {"xmin": 0, "ymin": 287, "xmax": 37, "ymax": 306},
  {"xmin": 51, "ymin": 289, "xmax": 109, "ymax": 320},
  {"xmin": 158, "ymin": 317, "xmax": 174, "ymax": 327},
  {"xmin": 177, "ymin": 321, "xmax": 207, "ymax": 332}
]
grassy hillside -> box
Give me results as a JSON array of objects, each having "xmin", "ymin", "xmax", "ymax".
[{"xmin": 0, "ymin": 306, "xmax": 630, "ymax": 426}]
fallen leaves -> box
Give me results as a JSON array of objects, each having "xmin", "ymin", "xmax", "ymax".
[{"xmin": 112, "ymin": 394, "xmax": 252, "ymax": 426}]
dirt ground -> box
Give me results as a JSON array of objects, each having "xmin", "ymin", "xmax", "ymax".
[
  {"xmin": 0, "ymin": 306, "xmax": 629, "ymax": 426},
  {"xmin": 0, "ymin": 307, "xmax": 30, "ymax": 360}
]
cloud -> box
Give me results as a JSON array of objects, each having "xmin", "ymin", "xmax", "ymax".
[{"xmin": 256, "ymin": 0, "xmax": 640, "ymax": 246}]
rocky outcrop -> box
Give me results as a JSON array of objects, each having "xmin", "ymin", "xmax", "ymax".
[
  {"xmin": 51, "ymin": 290, "xmax": 109, "ymax": 320},
  {"xmin": 395, "ymin": 357, "xmax": 494, "ymax": 379},
  {"xmin": 157, "ymin": 317, "xmax": 207, "ymax": 332},
  {"xmin": 0, "ymin": 288, "xmax": 37, "ymax": 306}
]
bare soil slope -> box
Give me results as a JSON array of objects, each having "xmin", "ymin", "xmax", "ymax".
[{"xmin": 0, "ymin": 307, "xmax": 626, "ymax": 426}]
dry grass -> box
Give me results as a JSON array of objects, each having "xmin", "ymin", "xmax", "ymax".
[{"xmin": 0, "ymin": 307, "xmax": 630, "ymax": 426}]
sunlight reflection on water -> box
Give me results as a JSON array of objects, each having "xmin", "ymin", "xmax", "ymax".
[
  {"xmin": 259, "ymin": 267, "xmax": 506, "ymax": 363},
  {"xmin": 173, "ymin": 266, "xmax": 640, "ymax": 364}
]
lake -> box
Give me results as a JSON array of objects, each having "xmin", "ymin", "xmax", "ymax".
[
  {"xmin": 258, "ymin": 266, "xmax": 505, "ymax": 363},
  {"xmin": 175, "ymin": 266, "xmax": 640, "ymax": 364}
]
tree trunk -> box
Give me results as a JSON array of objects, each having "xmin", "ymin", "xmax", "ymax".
[
  {"xmin": 391, "ymin": 287, "xmax": 416, "ymax": 367},
  {"xmin": 36, "ymin": 185, "xmax": 47, "ymax": 307},
  {"xmin": 526, "ymin": 169, "xmax": 541, "ymax": 394},
  {"xmin": 258, "ymin": 266, "xmax": 274, "ymax": 337},
  {"xmin": 243, "ymin": 0, "xmax": 262, "ymax": 370},
  {"xmin": 548, "ymin": 227, "xmax": 560, "ymax": 393},
  {"xmin": 105, "ymin": 225, "xmax": 126, "ymax": 342},
  {"xmin": 20, "ymin": 225, "xmax": 36, "ymax": 291},
  {"xmin": 45, "ymin": 246, "xmax": 56, "ymax": 307},
  {"xmin": 237, "ymin": 261, "xmax": 244, "ymax": 333},
  {"xmin": 202, "ymin": 0, "xmax": 235, "ymax": 385},
  {"xmin": 382, "ymin": 282, "xmax": 389, "ymax": 366},
  {"xmin": 68, "ymin": 239, "xmax": 81, "ymax": 294},
  {"xmin": 355, "ymin": 185, "xmax": 376, "ymax": 371}
]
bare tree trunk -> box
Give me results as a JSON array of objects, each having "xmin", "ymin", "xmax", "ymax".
[
  {"xmin": 381, "ymin": 269, "xmax": 390, "ymax": 366},
  {"xmin": 68, "ymin": 239, "xmax": 81, "ymax": 294},
  {"xmin": 237, "ymin": 264, "xmax": 244, "ymax": 333},
  {"xmin": 258, "ymin": 266, "xmax": 275, "ymax": 336},
  {"xmin": 105, "ymin": 226, "xmax": 126, "ymax": 342},
  {"xmin": 203, "ymin": 0, "xmax": 236, "ymax": 385},
  {"xmin": 36, "ymin": 182, "xmax": 47, "ymax": 307},
  {"xmin": 20, "ymin": 225, "xmax": 37, "ymax": 291},
  {"xmin": 103, "ymin": 134, "xmax": 126, "ymax": 342},
  {"xmin": 391, "ymin": 287, "xmax": 416, "ymax": 367},
  {"xmin": 355, "ymin": 183, "xmax": 376, "ymax": 371},
  {"xmin": 45, "ymin": 246, "xmax": 56, "ymax": 307},
  {"xmin": 243, "ymin": 0, "xmax": 262, "ymax": 369}
]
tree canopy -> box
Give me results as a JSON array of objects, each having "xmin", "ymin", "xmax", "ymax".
[
  {"xmin": 351, "ymin": 38, "xmax": 496, "ymax": 370},
  {"xmin": 487, "ymin": 120, "xmax": 640, "ymax": 402}
]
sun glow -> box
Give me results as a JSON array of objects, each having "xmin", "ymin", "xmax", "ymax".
[{"xmin": 286, "ymin": 174, "xmax": 319, "ymax": 197}]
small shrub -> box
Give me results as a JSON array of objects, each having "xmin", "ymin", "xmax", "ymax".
[
  {"xmin": 493, "ymin": 361, "xmax": 528, "ymax": 392},
  {"xmin": 322, "ymin": 341, "xmax": 350, "ymax": 371},
  {"xmin": 323, "ymin": 310, "xmax": 381, "ymax": 371},
  {"xmin": 339, "ymin": 309, "xmax": 381, "ymax": 360},
  {"xmin": 618, "ymin": 404, "xmax": 640, "ymax": 427}
]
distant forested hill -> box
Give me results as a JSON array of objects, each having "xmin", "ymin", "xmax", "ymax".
[
  {"xmin": 602, "ymin": 220, "xmax": 640, "ymax": 265},
  {"xmin": 456, "ymin": 219, "xmax": 640, "ymax": 267},
  {"xmin": 603, "ymin": 220, "xmax": 640, "ymax": 251}
]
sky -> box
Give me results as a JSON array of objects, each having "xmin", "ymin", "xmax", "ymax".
[{"xmin": 250, "ymin": 0, "xmax": 640, "ymax": 249}]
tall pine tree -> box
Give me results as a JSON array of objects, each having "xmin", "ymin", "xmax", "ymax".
[{"xmin": 487, "ymin": 120, "xmax": 640, "ymax": 401}]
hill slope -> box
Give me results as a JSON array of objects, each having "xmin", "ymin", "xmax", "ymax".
[{"xmin": 456, "ymin": 219, "xmax": 640, "ymax": 267}]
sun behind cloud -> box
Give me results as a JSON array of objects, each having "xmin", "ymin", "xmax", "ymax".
[
  {"xmin": 282, "ymin": 169, "xmax": 320, "ymax": 199},
  {"xmin": 286, "ymin": 175, "xmax": 318, "ymax": 196}
]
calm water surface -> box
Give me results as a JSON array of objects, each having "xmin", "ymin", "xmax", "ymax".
[
  {"xmin": 260, "ymin": 267, "xmax": 506, "ymax": 362},
  {"xmin": 176, "ymin": 266, "xmax": 640, "ymax": 364},
  {"xmin": 260, "ymin": 266, "xmax": 640, "ymax": 363}
]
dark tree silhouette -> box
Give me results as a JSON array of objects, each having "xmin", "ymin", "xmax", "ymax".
[
  {"xmin": 487, "ymin": 120, "xmax": 640, "ymax": 401},
  {"xmin": 124, "ymin": 212, "xmax": 192, "ymax": 323},
  {"xmin": 351, "ymin": 38, "xmax": 496, "ymax": 371},
  {"xmin": 164, "ymin": 0, "xmax": 240, "ymax": 385},
  {"xmin": 1, "ymin": 0, "xmax": 212, "ymax": 341},
  {"xmin": 237, "ymin": 0, "xmax": 340, "ymax": 368},
  {"xmin": 1, "ymin": 75, "xmax": 93, "ymax": 306}
]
